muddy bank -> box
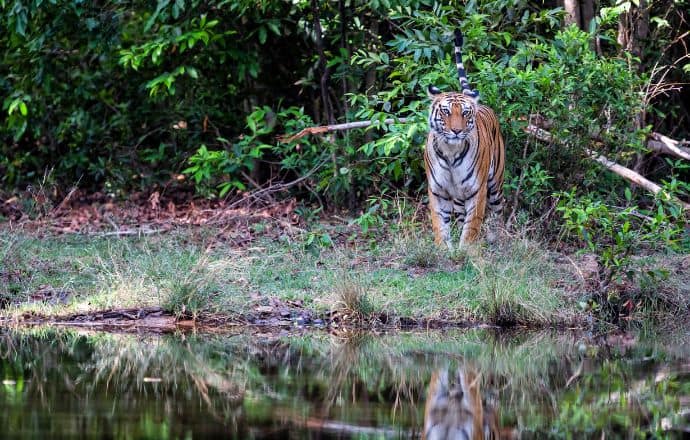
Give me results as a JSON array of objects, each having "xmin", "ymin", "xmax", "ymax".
[{"xmin": 2, "ymin": 303, "xmax": 583, "ymax": 334}]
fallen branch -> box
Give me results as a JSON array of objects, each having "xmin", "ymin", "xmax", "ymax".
[
  {"xmin": 524, "ymin": 114, "xmax": 690, "ymax": 162},
  {"xmin": 525, "ymin": 124, "xmax": 690, "ymax": 211},
  {"xmin": 278, "ymin": 118, "xmax": 408, "ymax": 143},
  {"xmin": 86, "ymin": 228, "xmax": 167, "ymax": 237},
  {"xmin": 589, "ymin": 153, "xmax": 669, "ymax": 198},
  {"xmin": 647, "ymin": 132, "xmax": 690, "ymax": 161}
]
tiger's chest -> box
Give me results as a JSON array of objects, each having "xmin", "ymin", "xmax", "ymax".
[{"xmin": 429, "ymin": 135, "xmax": 480, "ymax": 200}]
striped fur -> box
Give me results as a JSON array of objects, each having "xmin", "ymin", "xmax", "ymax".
[
  {"xmin": 423, "ymin": 367, "xmax": 502, "ymax": 440},
  {"xmin": 454, "ymin": 29, "xmax": 478, "ymax": 98},
  {"xmin": 424, "ymin": 29, "xmax": 505, "ymax": 247}
]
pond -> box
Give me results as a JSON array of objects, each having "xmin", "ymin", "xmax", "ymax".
[{"xmin": 1, "ymin": 326, "xmax": 689, "ymax": 439}]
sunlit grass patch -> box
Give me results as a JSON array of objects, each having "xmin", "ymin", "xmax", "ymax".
[
  {"xmin": 0, "ymin": 231, "xmax": 243, "ymax": 319},
  {"xmin": 470, "ymin": 238, "xmax": 568, "ymax": 326},
  {"xmin": 0, "ymin": 225, "xmax": 584, "ymax": 327}
]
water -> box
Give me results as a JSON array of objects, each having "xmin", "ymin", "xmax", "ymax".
[{"xmin": 1, "ymin": 327, "xmax": 689, "ymax": 439}]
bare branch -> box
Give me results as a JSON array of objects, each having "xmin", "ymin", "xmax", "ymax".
[
  {"xmin": 278, "ymin": 118, "xmax": 409, "ymax": 143},
  {"xmin": 526, "ymin": 114, "xmax": 690, "ymax": 161},
  {"xmin": 525, "ymin": 124, "xmax": 690, "ymax": 211},
  {"xmin": 220, "ymin": 158, "xmax": 329, "ymax": 212},
  {"xmin": 647, "ymin": 132, "xmax": 690, "ymax": 161}
]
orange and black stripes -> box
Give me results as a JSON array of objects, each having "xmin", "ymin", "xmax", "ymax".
[
  {"xmin": 424, "ymin": 28, "xmax": 504, "ymax": 247},
  {"xmin": 423, "ymin": 367, "xmax": 503, "ymax": 440}
]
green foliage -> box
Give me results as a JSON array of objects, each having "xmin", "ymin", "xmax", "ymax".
[
  {"xmin": 182, "ymin": 106, "xmax": 280, "ymax": 196},
  {"xmin": 2, "ymin": 1, "xmax": 687, "ymax": 214},
  {"xmin": 182, "ymin": 105, "xmax": 321, "ymax": 197},
  {"xmin": 1, "ymin": 1, "xmax": 689, "ymax": 329},
  {"xmin": 0, "ymin": 0, "xmax": 313, "ymax": 192},
  {"xmin": 557, "ymin": 189, "xmax": 687, "ymax": 322}
]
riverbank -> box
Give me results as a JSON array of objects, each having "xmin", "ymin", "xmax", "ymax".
[{"xmin": 2, "ymin": 213, "xmax": 688, "ymax": 330}]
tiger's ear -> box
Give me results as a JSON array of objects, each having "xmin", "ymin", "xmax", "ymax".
[
  {"xmin": 427, "ymin": 85, "xmax": 442, "ymax": 97},
  {"xmin": 462, "ymin": 88, "xmax": 480, "ymax": 104}
]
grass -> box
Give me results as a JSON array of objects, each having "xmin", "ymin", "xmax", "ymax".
[
  {"xmin": 0, "ymin": 232, "xmax": 241, "ymax": 319},
  {"xmin": 1, "ymin": 220, "xmax": 687, "ymax": 327}
]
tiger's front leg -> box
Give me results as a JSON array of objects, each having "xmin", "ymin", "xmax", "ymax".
[
  {"xmin": 459, "ymin": 186, "xmax": 487, "ymax": 245},
  {"xmin": 427, "ymin": 186, "xmax": 454, "ymax": 249}
]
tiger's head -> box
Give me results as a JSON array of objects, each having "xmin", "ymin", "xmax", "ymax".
[{"xmin": 428, "ymin": 86, "xmax": 479, "ymax": 145}]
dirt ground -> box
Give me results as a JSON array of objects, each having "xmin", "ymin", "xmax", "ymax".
[{"xmin": 1, "ymin": 189, "xmax": 306, "ymax": 246}]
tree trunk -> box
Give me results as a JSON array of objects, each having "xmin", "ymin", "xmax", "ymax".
[
  {"xmin": 617, "ymin": 0, "xmax": 651, "ymax": 173},
  {"xmin": 562, "ymin": 0, "xmax": 594, "ymax": 30},
  {"xmin": 563, "ymin": 0, "xmax": 581, "ymax": 28},
  {"xmin": 311, "ymin": 0, "xmax": 334, "ymax": 126},
  {"xmin": 618, "ymin": 0, "xmax": 650, "ymax": 62},
  {"xmin": 580, "ymin": 0, "xmax": 595, "ymax": 31}
]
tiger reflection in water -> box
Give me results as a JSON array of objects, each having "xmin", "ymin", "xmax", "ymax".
[{"xmin": 423, "ymin": 367, "xmax": 514, "ymax": 440}]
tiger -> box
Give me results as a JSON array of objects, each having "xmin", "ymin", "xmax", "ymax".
[
  {"xmin": 422, "ymin": 367, "xmax": 511, "ymax": 440},
  {"xmin": 425, "ymin": 29, "xmax": 505, "ymax": 248}
]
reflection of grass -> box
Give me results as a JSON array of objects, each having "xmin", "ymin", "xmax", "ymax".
[
  {"xmin": 0, "ymin": 328, "xmax": 257, "ymax": 437},
  {"xmin": 82, "ymin": 333, "xmax": 248, "ymax": 411},
  {"xmin": 284, "ymin": 328, "xmax": 690, "ymax": 436},
  {"xmin": 2, "ymin": 326, "xmax": 690, "ymax": 437}
]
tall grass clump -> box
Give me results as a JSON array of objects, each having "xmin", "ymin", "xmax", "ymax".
[
  {"xmin": 0, "ymin": 233, "xmax": 19, "ymax": 307},
  {"xmin": 471, "ymin": 239, "xmax": 568, "ymax": 326},
  {"xmin": 79, "ymin": 236, "xmax": 227, "ymax": 317},
  {"xmin": 399, "ymin": 234, "xmax": 442, "ymax": 269},
  {"xmin": 333, "ymin": 272, "xmax": 376, "ymax": 322}
]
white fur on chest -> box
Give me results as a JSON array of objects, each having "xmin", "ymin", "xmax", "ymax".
[{"xmin": 428, "ymin": 134, "xmax": 480, "ymax": 200}]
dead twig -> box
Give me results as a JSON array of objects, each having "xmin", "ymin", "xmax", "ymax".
[
  {"xmin": 50, "ymin": 183, "xmax": 81, "ymax": 215},
  {"xmin": 86, "ymin": 228, "xmax": 167, "ymax": 237},
  {"xmin": 219, "ymin": 158, "xmax": 328, "ymax": 211},
  {"xmin": 507, "ymin": 114, "xmax": 541, "ymax": 228},
  {"xmin": 278, "ymin": 118, "xmax": 409, "ymax": 143}
]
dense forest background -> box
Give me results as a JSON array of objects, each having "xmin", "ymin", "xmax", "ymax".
[{"xmin": 1, "ymin": 0, "xmax": 688, "ymax": 226}]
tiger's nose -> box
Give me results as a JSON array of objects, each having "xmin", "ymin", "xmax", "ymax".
[{"xmin": 451, "ymin": 128, "xmax": 462, "ymax": 135}]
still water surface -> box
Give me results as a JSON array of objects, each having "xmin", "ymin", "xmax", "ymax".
[{"xmin": 1, "ymin": 327, "xmax": 689, "ymax": 439}]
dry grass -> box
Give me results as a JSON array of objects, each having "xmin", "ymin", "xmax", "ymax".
[{"xmin": 332, "ymin": 272, "xmax": 376, "ymax": 320}]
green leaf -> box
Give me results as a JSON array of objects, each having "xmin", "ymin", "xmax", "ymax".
[
  {"xmin": 186, "ymin": 66, "xmax": 199, "ymax": 79},
  {"xmin": 266, "ymin": 21, "xmax": 280, "ymax": 36},
  {"xmin": 145, "ymin": 0, "xmax": 170, "ymax": 33},
  {"xmin": 650, "ymin": 17, "xmax": 670, "ymax": 28},
  {"xmin": 247, "ymin": 116, "xmax": 256, "ymax": 133}
]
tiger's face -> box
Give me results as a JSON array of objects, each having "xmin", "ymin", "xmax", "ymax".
[{"xmin": 428, "ymin": 88, "xmax": 479, "ymax": 145}]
